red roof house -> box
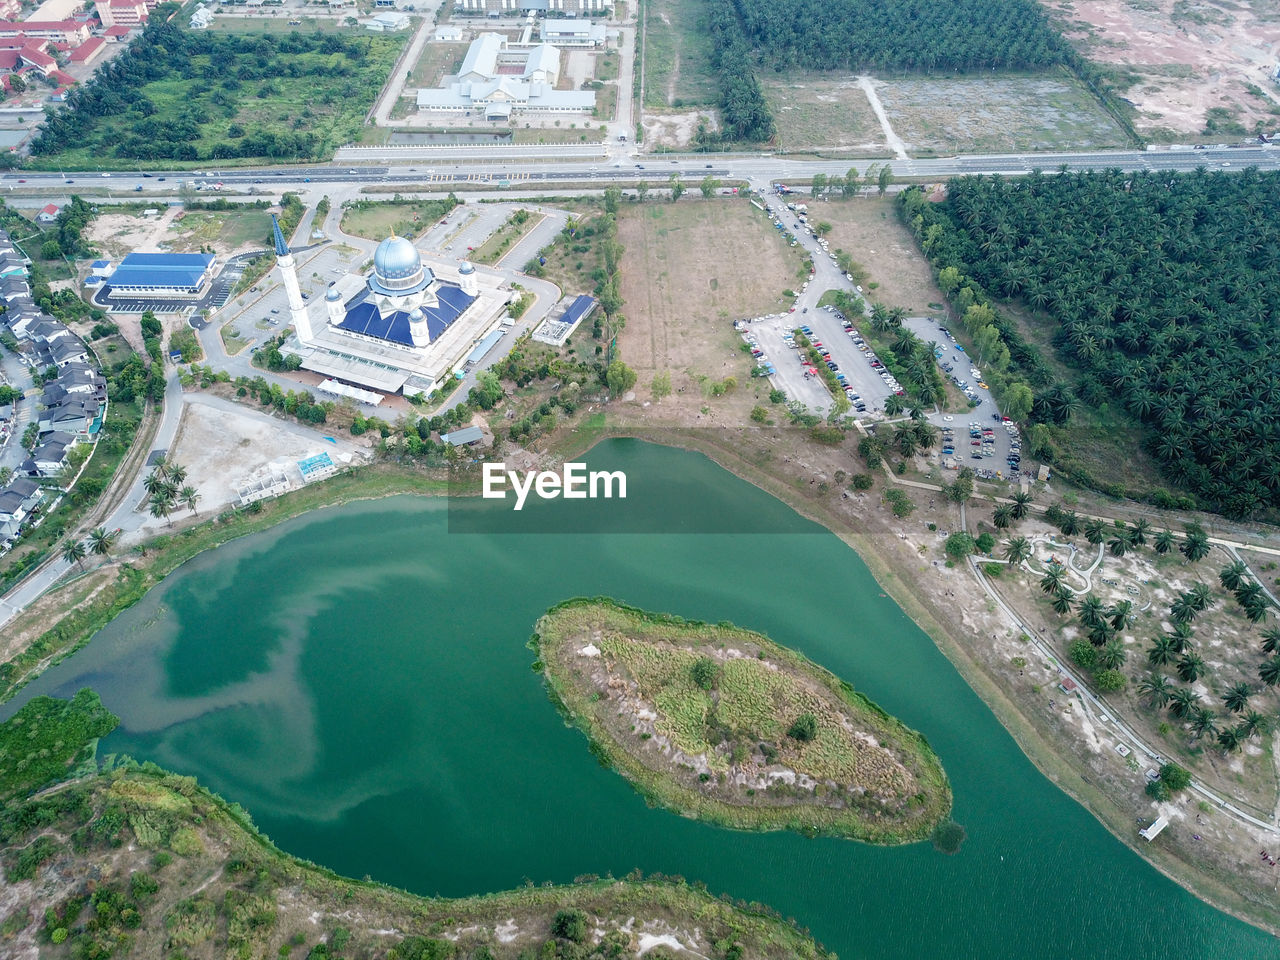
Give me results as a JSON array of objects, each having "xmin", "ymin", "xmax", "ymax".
[{"xmin": 68, "ymin": 35, "xmax": 104, "ymax": 63}]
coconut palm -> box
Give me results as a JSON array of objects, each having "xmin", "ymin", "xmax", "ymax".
[
  {"xmin": 1130, "ymin": 518, "xmax": 1151, "ymax": 546},
  {"xmin": 151, "ymin": 455, "xmax": 171, "ymax": 481},
  {"xmin": 1147, "ymin": 636, "xmax": 1177, "ymax": 667},
  {"xmin": 149, "ymin": 490, "xmax": 174, "ymax": 527},
  {"xmin": 61, "ymin": 537, "xmax": 86, "ymax": 571},
  {"xmin": 1098, "ymin": 638, "xmax": 1127, "ymax": 670},
  {"xmin": 143, "ymin": 471, "xmax": 168, "ymax": 497},
  {"xmin": 1239, "ymin": 710, "xmax": 1270, "ymax": 739},
  {"xmin": 179, "ymin": 485, "xmax": 201, "ymax": 516},
  {"xmin": 1188, "ymin": 706, "xmax": 1219, "ymax": 741},
  {"xmin": 1187, "ymin": 581, "xmax": 1214, "ymax": 612},
  {"xmin": 1168, "ymin": 687, "xmax": 1201, "ymax": 719},
  {"xmin": 1222, "ymin": 681, "xmax": 1252, "ymax": 714},
  {"xmin": 87, "ymin": 526, "xmax": 115, "ymax": 558},
  {"xmin": 1153, "ymin": 529, "xmax": 1176, "ymax": 555},
  {"xmin": 1049, "ymin": 587, "xmax": 1072, "ymax": 616},
  {"xmin": 884, "ymin": 394, "xmax": 907, "ymax": 417},
  {"xmin": 1088, "ymin": 621, "xmax": 1116, "ymax": 648},
  {"xmin": 1138, "ymin": 673, "xmax": 1173, "ymax": 709},
  {"xmin": 1004, "ymin": 536, "xmax": 1032, "ymax": 565},
  {"xmin": 1107, "ymin": 600, "xmax": 1134, "ymax": 631},
  {"xmin": 1010, "ymin": 492, "xmax": 1033, "ymax": 520},
  {"xmin": 1181, "ymin": 531, "xmax": 1211, "ymax": 563},
  {"xmin": 1176, "ymin": 652, "xmax": 1206, "ymax": 683},
  {"xmin": 1077, "ymin": 594, "xmax": 1105, "ymax": 629},
  {"xmin": 1219, "ymin": 560, "xmax": 1249, "ymax": 593},
  {"xmin": 1107, "ymin": 534, "xmax": 1130, "ymax": 558},
  {"xmin": 1084, "ymin": 519, "xmax": 1107, "ymax": 545},
  {"xmin": 992, "ymin": 504, "xmax": 1014, "ymax": 529},
  {"xmin": 1040, "ymin": 563, "xmax": 1066, "ymax": 595},
  {"xmin": 1261, "ymin": 627, "xmax": 1280, "ymax": 655},
  {"xmin": 1260, "ymin": 656, "xmax": 1280, "ymax": 687},
  {"xmin": 1243, "ymin": 595, "xmax": 1273, "ymax": 624},
  {"xmin": 1170, "ymin": 594, "xmax": 1198, "ymax": 625},
  {"xmin": 168, "ymin": 463, "xmax": 188, "ymax": 486},
  {"xmin": 1059, "ymin": 511, "xmax": 1081, "ymax": 538},
  {"xmin": 1217, "ymin": 726, "xmax": 1244, "ymax": 754}
]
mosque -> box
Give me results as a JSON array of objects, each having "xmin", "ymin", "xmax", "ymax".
[{"xmin": 272, "ymin": 216, "xmax": 515, "ymax": 398}]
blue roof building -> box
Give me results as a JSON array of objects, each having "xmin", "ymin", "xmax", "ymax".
[{"xmin": 107, "ymin": 253, "xmax": 215, "ymax": 296}]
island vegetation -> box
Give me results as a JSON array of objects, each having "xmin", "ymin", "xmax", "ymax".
[
  {"xmin": 901, "ymin": 169, "xmax": 1280, "ymax": 517},
  {"xmin": 532, "ymin": 598, "xmax": 951, "ymax": 843},
  {"xmin": 0, "ymin": 691, "xmax": 833, "ymax": 960}
]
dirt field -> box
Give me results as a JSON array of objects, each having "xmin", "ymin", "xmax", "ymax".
[
  {"xmin": 816, "ymin": 195, "xmax": 948, "ymax": 314},
  {"xmin": 640, "ymin": 108, "xmax": 719, "ymax": 149},
  {"xmin": 617, "ymin": 199, "xmax": 803, "ymax": 415},
  {"xmin": 163, "ymin": 398, "xmax": 365, "ymax": 522},
  {"xmin": 1042, "ymin": 0, "xmax": 1280, "ymax": 135},
  {"xmin": 409, "ymin": 40, "xmax": 468, "ymax": 87},
  {"xmin": 761, "ymin": 76, "xmax": 887, "ymax": 153},
  {"xmin": 641, "ymin": 0, "xmax": 717, "ymax": 108},
  {"xmin": 86, "ymin": 208, "xmax": 272, "ymax": 259},
  {"xmin": 877, "ymin": 73, "xmax": 1129, "ymax": 153}
]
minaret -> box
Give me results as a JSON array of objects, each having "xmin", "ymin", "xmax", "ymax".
[
  {"xmin": 273, "ymin": 214, "xmax": 311, "ymax": 343},
  {"xmin": 458, "ymin": 261, "xmax": 478, "ymax": 298},
  {"xmin": 408, "ymin": 307, "xmax": 430, "ymax": 347}
]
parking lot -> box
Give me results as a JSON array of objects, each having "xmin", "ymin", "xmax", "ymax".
[
  {"xmin": 901, "ymin": 316, "xmax": 1022, "ymax": 482},
  {"xmin": 804, "ymin": 306, "xmax": 895, "ymax": 414},
  {"xmin": 738, "ymin": 313, "xmax": 833, "ymax": 414}
]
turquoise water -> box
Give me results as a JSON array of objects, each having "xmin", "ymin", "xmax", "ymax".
[{"xmin": 6, "ymin": 440, "xmax": 1275, "ymax": 958}]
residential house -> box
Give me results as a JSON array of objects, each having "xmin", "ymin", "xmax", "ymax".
[
  {"xmin": 22, "ymin": 430, "xmax": 74, "ymax": 477},
  {"xmin": 49, "ymin": 337, "xmax": 89, "ymax": 368},
  {"xmin": 38, "ymin": 395, "xmax": 98, "ymax": 437},
  {"xmin": 35, "ymin": 203, "xmax": 60, "ymax": 224},
  {"xmin": 0, "ymin": 477, "xmax": 41, "ymax": 541}
]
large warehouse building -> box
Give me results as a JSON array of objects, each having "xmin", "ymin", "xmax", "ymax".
[{"xmin": 102, "ymin": 252, "xmax": 216, "ymax": 298}]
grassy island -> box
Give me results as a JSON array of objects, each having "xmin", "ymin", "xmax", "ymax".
[
  {"xmin": 533, "ymin": 599, "xmax": 952, "ymax": 843},
  {"xmin": 0, "ymin": 692, "xmax": 832, "ymax": 960}
]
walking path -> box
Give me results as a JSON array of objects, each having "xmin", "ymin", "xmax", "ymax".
[
  {"xmin": 857, "ymin": 76, "xmax": 909, "ymax": 161},
  {"xmin": 370, "ymin": 16, "xmax": 433, "ymax": 127}
]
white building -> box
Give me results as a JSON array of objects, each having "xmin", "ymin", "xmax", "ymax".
[
  {"xmin": 417, "ymin": 32, "xmax": 594, "ymax": 118},
  {"xmin": 365, "ymin": 11, "xmax": 410, "ymax": 30},
  {"xmin": 540, "ymin": 19, "xmax": 605, "ymax": 46}
]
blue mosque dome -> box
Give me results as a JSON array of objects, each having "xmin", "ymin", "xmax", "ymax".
[
  {"xmin": 325, "ymin": 286, "xmax": 343, "ymax": 302},
  {"xmin": 370, "ymin": 235, "xmax": 431, "ymax": 295},
  {"xmin": 458, "ymin": 261, "xmax": 475, "ymax": 275}
]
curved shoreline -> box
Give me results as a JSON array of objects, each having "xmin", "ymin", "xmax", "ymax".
[
  {"xmin": 2, "ymin": 433, "xmax": 1278, "ymax": 936},
  {"xmin": 533, "ymin": 597, "xmax": 952, "ymax": 844}
]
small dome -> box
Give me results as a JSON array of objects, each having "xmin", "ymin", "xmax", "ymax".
[
  {"xmin": 408, "ymin": 307, "xmax": 425, "ymax": 322},
  {"xmin": 325, "ymin": 286, "xmax": 342, "ymax": 302},
  {"xmin": 458, "ymin": 261, "xmax": 475, "ymax": 275}
]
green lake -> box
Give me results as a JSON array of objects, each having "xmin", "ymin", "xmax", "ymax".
[{"xmin": 5, "ymin": 439, "xmax": 1276, "ymax": 958}]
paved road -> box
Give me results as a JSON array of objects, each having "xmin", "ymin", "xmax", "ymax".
[{"xmin": 0, "ymin": 349, "xmax": 34, "ymax": 477}]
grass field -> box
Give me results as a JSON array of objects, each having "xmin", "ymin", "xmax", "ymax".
[
  {"xmin": 169, "ymin": 210, "xmax": 272, "ymax": 255},
  {"xmin": 878, "ymin": 72, "xmax": 1127, "ymax": 154},
  {"xmin": 409, "ymin": 41, "xmax": 468, "ymax": 87},
  {"xmin": 536, "ymin": 598, "xmax": 951, "ymax": 842},
  {"xmin": 761, "ymin": 77, "xmax": 886, "ymax": 152},
  {"xmin": 339, "ymin": 197, "xmax": 456, "ymax": 242},
  {"xmin": 642, "ymin": 0, "xmax": 718, "ymax": 108}
]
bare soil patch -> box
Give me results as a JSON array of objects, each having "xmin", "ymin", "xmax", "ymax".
[
  {"xmin": 640, "ymin": 108, "xmax": 718, "ymax": 149},
  {"xmin": 761, "ymin": 76, "xmax": 887, "ymax": 152},
  {"xmin": 1042, "ymin": 0, "xmax": 1280, "ymax": 134}
]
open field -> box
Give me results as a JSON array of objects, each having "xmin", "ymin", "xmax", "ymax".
[
  {"xmin": 166, "ymin": 210, "xmax": 272, "ymax": 256},
  {"xmin": 409, "ymin": 40, "xmax": 468, "ymax": 87},
  {"xmin": 641, "ymin": 0, "xmax": 718, "ymax": 108},
  {"xmin": 817, "ymin": 195, "xmax": 947, "ymax": 314},
  {"xmin": 472, "ymin": 209, "xmax": 542, "ymax": 265},
  {"xmin": 537, "ymin": 598, "xmax": 951, "ymax": 842},
  {"xmin": 1042, "ymin": 0, "xmax": 1280, "ymax": 135},
  {"xmin": 206, "ymin": 16, "xmax": 359, "ymax": 35},
  {"xmin": 339, "ymin": 197, "xmax": 456, "ymax": 242},
  {"xmin": 761, "ymin": 76, "xmax": 886, "ymax": 153},
  {"xmin": 617, "ymin": 200, "xmax": 801, "ymax": 388},
  {"xmin": 877, "ymin": 72, "xmax": 1129, "ymax": 153}
]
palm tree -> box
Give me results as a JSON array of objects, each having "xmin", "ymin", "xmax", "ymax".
[
  {"xmin": 1098, "ymin": 638, "xmax": 1127, "ymax": 670},
  {"xmin": 1051, "ymin": 587, "xmax": 1074, "ymax": 616},
  {"xmin": 1004, "ymin": 537, "xmax": 1032, "ymax": 565},
  {"xmin": 151, "ymin": 455, "xmax": 171, "ymax": 481},
  {"xmin": 1130, "ymin": 518, "xmax": 1151, "ymax": 546},
  {"xmin": 149, "ymin": 490, "xmax": 174, "ymax": 527},
  {"xmin": 1077, "ymin": 595, "xmax": 1105, "ymax": 629},
  {"xmin": 1107, "ymin": 534, "xmax": 1130, "ymax": 558},
  {"xmin": 1217, "ymin": 726, "xmax": 1244, "ymax": 753},
  {"xmin": 1187, "ymin": 581, "xmax": 1214, "ymax": 612},
  {"xmin": 1010, "ymin": 492, "xmax": 1033, "ymax": 520},
  {"xmin": 87, "ymin": 526, "xmax": 116, "ymax": 558},
  {"xmin": 143, "ymin": 471, "xmax": 168, "ymax": 497},
  {"xmin": 1168, "ymin": 687, "xmax": 1200, "ymax": 719},
  {"xmin": 1088, "ymin": 621, "xmax": 1116, "ymax": 648},
  {"xmin": 1059, "ymin": 511, "xmax": 1081, "ymax": 538},
  {"xmin": 1259, "ymin": 656, "xmax": 1280, "ymax": 687},
  {"xmin": 1239, "ymin": 710, "xmax": 1270, "ymax": 739},
  {"xmin": 1107, "ymin": 600, "xmax": 1133, "ymax": 631},
  {"xmin": 1219, "ymin": 560, "xmax": 1249, "ymax": 593},
  {"xmin": 992, "ymin": 504, "xmax": 1014, "ymax": 529},
  {"xmin": 1084, "ymin": 519, "xmax": 1107, "ymax": 545},
  {"xmin": 1176, "ymin": 652, "xmax": 1206, "ymax": 683},
  {"xmin": 1188, "ymin": 706, "xmax": 1219, "ymax": 741},
  {"xmin": 1153, "ymin": 529, "xmax": 1176, "ymax": 555},
  {"xmin": 1222, "ymin": 681, "xmax": 1252, "ymax": 714},
  {"xmin": 884, "ymin": 394, "xmax": 907, "ymax": 417},
  {"xmin": 1181, "ymin": 531, "xmax": 1211, "ymax": 563},
  {"xmin": 179, "ymin": 485, "xmax": 201, "ymax": 516},
  {"xmin": 1147, "ymin": 636, "xmax": 1177, "ymax": 667},
  {"xmin": 168, "ymin": 463, "xmax": 188, "ymax": 486},
  {"xmin": 1261, "ymin": 627, "xmax": 1280, "ymax": 655},
  {"xmin": 1040, "ymin": 563, "xmax": 1066, "ymax": 595},
  {"xmin": 1138, "ymin": 673, "xmax": 1173, "ymax": 709},
  {"xmin": 1170, "ymin": 594, "xmax": 1198, "ymax": 625},
  {"xmin": 61, "ymin": 537, "xmax": 86, "ymax": 571}
]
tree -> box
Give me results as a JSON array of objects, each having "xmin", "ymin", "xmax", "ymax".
[
  {"xmin": 1153, "ymin": 529, "xmax": 1176, "ymax": 555},
  {"xmin": 1217, "ymin": 726, "xmax": 1244, "ymax": 754},
  {"xmin": 700, "ymin": 175, "xmax": 721, "ymax": 199},
  {"xmin": 1002, "ymin": 383, "xmax": 1034, "ymax": 422},
  {"xmin": 1159, "ymin": 762, "xmax": 1192, "ymax": 792},
  {"xmin": 1084, "ymin": 519, "xmax": 1107, "ymax": 545},
  {"xmin": 603, "ymin": 185, "xmax": 621, "ymax": 214},
  {"xmin": 1219, "ymin": 561, "xmax": 1249, "ymax": 593},
  {"xmin": 992, "ymin": 504, "xmax": 1014, "ymax": 529},
  {"xmin": 1077, "ymin": 594, "xmax": 1105, "ymax": 629},
  {"xmin": 1130, "ymin": 518, "xmax": 1151, "ymax": 546},
  {"xmin": 1176, "ymin": 652, "xmax": 1206, "ymax": 683},
  {"xmin": 635, "ymin": 180, "xmax": 649, "ymax": 203},
  {"xmin": 551, "ymin": 909, "xmax": 588, "ymax": 944},
  {"xmin": 1107, "ymin": 600, "xmax": 1133, "ymax": 631},
  {"xmin": 1051, "ymin": 587, "xmax": 1073, "ymax": 615},
  {"xmin": 1004, "ymin": 536, "xmax": 1032, "ymax": 564},
  {"xmin": 944, "ymin": 531, "xmax": 976, "ymax": 560},
  {"xmin": 1039, "ymin": 563, "xmax": 1066, "ymax": 595},
  {"xmin": 1098, "ymin": 638, "xmax": 1127, "ymax": 670},
  {"xmin": 1259, "ymin": 656, "xmax": 1280, "ymax": 687},
  {"xmin": 877, "ymin": 164, "xmax": 894, "ymax": 195},
  {"xmin": 605, "ymin": 361, "xmax": 636, "ymax": 397},
  {"xmin": 1094, "ymin": 669, "xmax": 1126, "ymax": 692},
  {"xmin": 691, "ymin": 657, "xmax": 717, "ymax": 690},
  {"xmin": 651, "ymin": 370, "xmax": 672, "ymax": 401},
  {"xmin": 149, "ymin": 489, "xmax": 174, "ymax": 527},
  {"xmin": 1167, "ymin": 687, "xmax": 1200, "ymax": 719},
  {"xmin": 87, "ymin": 526, "xmax": 116, "ymax": 558},
  {"xmin": 1222, "ymin": 681, "xmax": 1252, "ymax": 713},
  {"xmin": 1181, "ymin": 525, "xmax": 1210, "ymax": 562},
  {"xmin": 842, "ymin": 167, "xmax": 859, "ymax": 198},
  {"xmin": 1239, "ymin": 710, "xmax": 1270, "ymax": 739},
  {"xmin": 9, "ymin": 72, "xmax": 25, "ymax": 94},
  {"xmin": 1107, "ymin": 533, "xmax": 1131, "ymax": 558},
  {"xmin": 668, "ymin": 173, "xmax": 684, "ymax": 202},
  {"xmin": 944, "ymin": 469, "xmax": 974, "ymax": 504},
  {"xmin": 1188, "ymin": 706, "xmax": 1218, "ymax": 741},
  {"xmin": 1010, "ymin": 491, "xmax": 1033, "ymax": 520},
  {"xmin": 1261, "ymin": 627, "xmax": 1280, "ymax": 655},
  {"xmin": 811, "ymin": 173, "xmax": 827, "ymax": 197},
  {"xmin": 61, "ymin": 537, "xmax": 86, "ymax": 571},
  {"xmin": 1147, "ymin": 636, "xmax": 1177, "ymax": 667},
  {"xmin": 787, "ymin": 713, "xmax": 818, "ymax": 742}
]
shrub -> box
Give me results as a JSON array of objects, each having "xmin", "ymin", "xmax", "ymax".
[
  {"xmin": 1068, "ymin": 639, "xmax": 1097, "ymax": 670},
  {"xmin": 1145, "ymin": 779, "xmax": 1170, "ymax": 802},
  {"xmin": 551, "ymin": 909, "xmax": 588, "ymax": 944},
  {"xmin": 690, "ymin": 657, "xmax": 717, "ymax": 691},
  {"xmin": 787, "ymin": 713, "xmax": 818, "ymax": 742},
  {"xmin": 1159, "ymin": 762, "xmax": 1191, "ymax": 792},
  {"xmin": 749, "ymin": 405, "xmax": 768, "ymax": 423},
  {"xmin": 931, "ymin": 820, "xmax": 966, "ymax": 854},
  {"xmin": 1094, "ymin": 669, "xmax": 1127, "ymax": 692},
  {"xmin": 849, "ymin": 474, "xmax": 874, "ymax": 491},
  {"xmin": 944, "ymin": 532, "xmax": 976, "ymax": 560}
]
